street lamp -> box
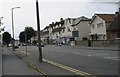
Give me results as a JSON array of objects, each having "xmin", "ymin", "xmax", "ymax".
[{"xmin": 11, "ymin": 7, "xmax": 20, "ymax": 51}]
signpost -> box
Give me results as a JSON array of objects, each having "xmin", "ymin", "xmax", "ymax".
[{"xmin": 72, "ymin": 31, "xmax": 79, "ymax": 37}]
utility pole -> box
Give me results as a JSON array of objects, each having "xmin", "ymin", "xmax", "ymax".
[
  {"xmin": 36, "ymin": 0, "xmax": 42, "ymax": 62},
  {"xmin": 25, "ymin": 33, "xmax": 27, "ymax": 56}
]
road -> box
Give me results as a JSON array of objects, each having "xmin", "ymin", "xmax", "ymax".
[{"xmin": 17, "ymin": 45, "xmax": 118, "ymax": 76}]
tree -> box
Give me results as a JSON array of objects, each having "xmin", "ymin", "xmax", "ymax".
[
  {"xmin": 24, "ymin": 27, "xmax": 36, "ymax": 44},
  {"xmin": 19, "ymin": 31, "xmax": 25, "ymax": 43},
  {"xmin": 2, "ymin": 32, "xmax": 11, "ymax": 46},
  {"xmin": 19, "ymin": 27, "xmax": 36, "ymax": 44}
]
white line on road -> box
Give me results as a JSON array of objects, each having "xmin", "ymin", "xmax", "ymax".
[
  {"xmin": 20, "ymin": 51, "xmax": 30, "ymax": 55},
  {"xmin": 104, "ymin": 57, "xmax": 120, "ymax": 60}
]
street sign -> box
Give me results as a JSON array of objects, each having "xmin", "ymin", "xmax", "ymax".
[{"xmin": 72, "ymin": 31, "xmax": 79, "ymax": 37}]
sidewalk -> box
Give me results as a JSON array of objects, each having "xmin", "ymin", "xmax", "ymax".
[
  {"xmin": 13, "ymin": 48, "xmax": 76, "ymax": 75},
  {"xmin": 2, "ymin": 47, "xmax": 39, "ymax": 75},
  {"xmin": 0, "ymin": 48, "xmax": 3, "ymax": 76}
]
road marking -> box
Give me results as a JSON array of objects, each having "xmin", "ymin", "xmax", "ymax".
[
  {"xmin": 12, "ymin": 51, "xmax": 46, "ymax": 76},
  {"xmin": 43, "ymin": 58, "xmax": 96, "ymax": 77},
  {"xmin": 104, "ymin": 57, "xmax": 120, "ymax": 60},
  {"xmin": 20, "ymin": 51, "xmax": 30, "ymax": 55},
  {"xmin": 24, "ymin": 61, "xmax": 47, "ymax": 76}
]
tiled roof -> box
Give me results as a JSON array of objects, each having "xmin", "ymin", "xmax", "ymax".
[
  {"xmin": 52, "ymin": 27, "xmax": 63, "ymax": 33},
  {"xmin": 96, "ymin": 14, "xmax": 115, "ymax": 22},
  {"xmin": 44, "ymin": 26, "xmax": 49, "ymax": 30},
  {"xmin": 42, "ymin": 31, "xmax": 49, "ymax": 35},
  {"xmin": 71, "ymin": 16, "xmax": 90, "ymax": 26},
  {"xmin": 89, "ymin": 14, "xmax": 115, "ymax": 24}
]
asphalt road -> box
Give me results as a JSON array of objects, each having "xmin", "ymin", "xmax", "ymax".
[{"xmin": 17, "ymin": 45, "xmax": 118, "ymax": 76}]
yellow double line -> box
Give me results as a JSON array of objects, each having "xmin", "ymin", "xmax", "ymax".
[
  {"xmin": 43, "ymin": 59, "xmax": 96, "ymax": 77},
  {"xmin": 24, "ymin": 61, "xmax": 47, "ymax": 76},
  {"xmin": 19, "ymin": 50, "xmax": 96, "ymax": 77}
]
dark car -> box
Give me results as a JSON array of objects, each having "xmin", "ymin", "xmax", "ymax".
[
  {"xmin": 14, "ymin": 45, "xmax": 19, "ymax": 49},
  {"xmin": 37, "ymin": 43, "xmax": 44, "ymax": 47}
]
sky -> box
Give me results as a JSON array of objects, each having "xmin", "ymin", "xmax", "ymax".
[{"xmin": 0, "ymin": 0, "xmax": 119, "ymax": 39}]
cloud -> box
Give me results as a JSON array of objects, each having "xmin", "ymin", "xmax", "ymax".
[{"xmin": 91, "ymin": 0, "xmax": 119, "ymax": 2}]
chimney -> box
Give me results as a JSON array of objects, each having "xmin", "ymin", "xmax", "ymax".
[
  {"xmin": 115, "ymin": 12, "xmax": 119, "ymax": 17},
  {"xmin": 119, "ymin": 8, "xmax": 120, "ymax": 14}
]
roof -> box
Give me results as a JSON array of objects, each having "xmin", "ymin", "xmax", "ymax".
[
  {"xmin": 44, "ymin": 26, "xmax": 49, "ymax": 30},
  {"xmin": 89, "ymin": 14, "xmax": 115, "ymax": 24},
  {"xmin": 52, "ymin": 27, "xmax": 63, "ymax": 33},
  {"xmin": 96, "ymin": 14, "xmax": 115, "ymax": 22},
  {"xmin": 42, "ymin": 31, "xmax": 49, "ymax": 35},
  {"xmin": 107, "ymin": 14, "xmax": 120, "ymax": 31},
  {"xmin": 71, "ymin": 16, "xmax": 91, "ymax": 26}
]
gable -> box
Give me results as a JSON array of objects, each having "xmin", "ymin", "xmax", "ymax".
[
  {"xmin": 90, "ymin": 14, "xmax": 115, "ymax": 25},
  {"xmin": 90, "ymin": 15, "xmax": 105, "ymax": 25}
]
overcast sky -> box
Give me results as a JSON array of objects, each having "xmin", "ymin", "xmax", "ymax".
[{"xmin": 0, "ymin": 0, "xmax": 119, "ymax": 39}]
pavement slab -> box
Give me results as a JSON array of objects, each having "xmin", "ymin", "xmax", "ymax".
[
  {"xmin": 13, "ymin": 47, "xmax": 77, "ymax": 75},
  {"xmin": 0, "ymin": 48, "xmax": 3, "ymax": 76},
  {"xmin": 2, "ymin": 48, "xmax": 39, "ymax": 75}
]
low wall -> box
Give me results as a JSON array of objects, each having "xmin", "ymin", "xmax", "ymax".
[{"xmin": 76, "ymin": 40, "xmax": 119, "ymax": 47}]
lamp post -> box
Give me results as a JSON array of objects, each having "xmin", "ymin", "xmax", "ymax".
[
  {"xmin": 11, "ymin": 7, "xmax": 20, "ymax": 51},
  {"xmin": 36, "ymin": 0, "xmax": 42, "ymax": 62}
]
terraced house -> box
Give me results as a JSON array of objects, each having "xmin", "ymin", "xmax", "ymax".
[
  {"xmin": 40, "ymin": 16, "xmax": 91, "ymax": 45},
  {"xmin": 33, "ymin": 11, "xmax": 118, "ymax": 46}
]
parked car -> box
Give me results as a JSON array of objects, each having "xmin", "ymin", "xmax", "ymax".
[
  {"xmin": 14, "ymin": 45, "xmax": 19, "ymax": 49},
  {"xmin": 37, "ymin": 43, "xmax": 44, "ymax": 47}
]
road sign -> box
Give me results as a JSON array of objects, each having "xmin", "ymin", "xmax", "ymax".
[{"xmin": 72, "ymin": 31, "xmax": 79, "ymax": 37}]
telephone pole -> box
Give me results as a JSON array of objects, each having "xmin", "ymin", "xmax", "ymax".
[{"xmin": 36, "ymin": 0, "xmax": 42, "ymax": 62}]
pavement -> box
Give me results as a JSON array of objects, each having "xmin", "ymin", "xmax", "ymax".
[
  {"xmin": 13, "ymin": 48, "xmax": 77, "ymax": 76},
  {"xmin": 2, "ymin": 47, "xmax": 39, "ymax": 75},
  {"xmin": 0, "ymin": 48, "xmax": 3, "ymax": 77}
]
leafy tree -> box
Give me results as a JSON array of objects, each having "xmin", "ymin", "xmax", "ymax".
[
  {"xmin": 32, "ymin": 40, "xmax": 37, "ymax": 46},
  {"xmin": 24, "ymin": 27, "xmax": 35, "ymax": 39},
  {"xmin": 19, "ymin": 27, "xmax": 36, "ymax": 44},
  {"xmin": 2, "ymin": 32, "xmax": 11, "ymax": 46},
  {"xmin": 19, "ymin": 31, "xmax": 25, "ymax": 43},
  {"xmin": 24, "ymin": 27, "xmax": 36, "ymax": 44}
]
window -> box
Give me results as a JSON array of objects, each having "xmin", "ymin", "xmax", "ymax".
[
  {"xmin": 116, "ymin": 32, "xmax": 120, "ymax": 38},
  {"xmin": 97, "ymin": 23, "xmax": 103, "ymax": 28},
  {"xmin": 67, "ymin": 27, "xmax": 71, "ymax": 32},
  {"xmin": 63, "ymin": 28, "xmax": 65, "ymax": 33},
  {"xmin": 59, "ymin": 32, "xmax": 61, "ymax": 34},
  {"xmin": 92, "ymin": 24, "xmax": 95, "ymax": 28},
  {"xmin": 73, "ymin": 27, "xmax": 77, "ymax": 31}
]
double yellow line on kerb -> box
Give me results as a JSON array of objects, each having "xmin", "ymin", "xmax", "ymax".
[
  {"xmin": 19, "ymin": 50, "xmax": 96, "ymax": 77},
  {"xmin": 43, "ymin": 59, "xmax": 96, "ymax": 77}
]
